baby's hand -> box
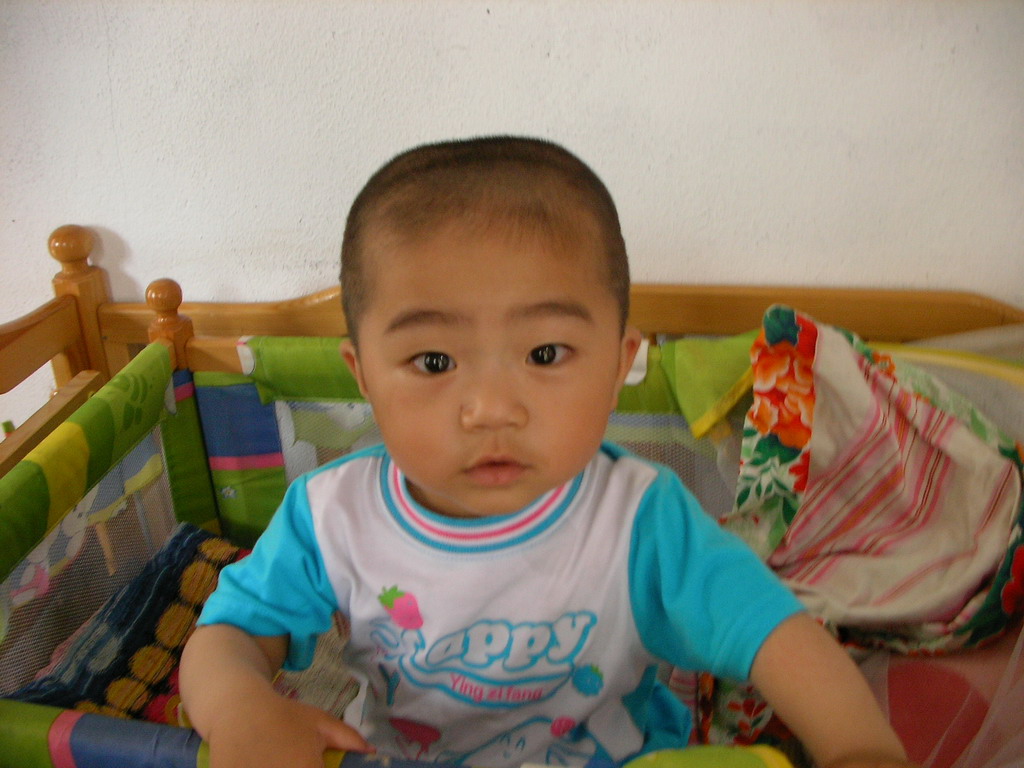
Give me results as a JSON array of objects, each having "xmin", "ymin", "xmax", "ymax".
[{"xmin": 206, "ymin": 690, "xmax": 372, "ymax": 768}]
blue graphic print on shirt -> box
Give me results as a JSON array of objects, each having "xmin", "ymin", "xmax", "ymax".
[
  {"xmin": 443, "ymin": 716, "xmax": 613, "ymax": 767},
  {"xmin": 372, "ymin": 606, "xmax": 597, "ymax": 708}
]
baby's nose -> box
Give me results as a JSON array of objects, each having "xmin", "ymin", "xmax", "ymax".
[{"xmin": 459, "ymin": 375, "xmax": 528, "ymax": 430}]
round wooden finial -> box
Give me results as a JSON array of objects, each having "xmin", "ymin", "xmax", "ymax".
[
  {"xmin": 48, "ymin": 225, "xmax": 95, "ymax": 275},
  {"xmin": 145, "ymin": 278, "xmax": 193, "ymax": 369},
  {"xmin": 146, "ymin": 278, "xmax": 183, "ymax": 317}
]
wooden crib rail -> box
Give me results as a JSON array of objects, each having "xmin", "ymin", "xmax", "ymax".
[
  {"xmin": 0, "ymin": 296, "xmax": 84, "ymax": 395},
  {"xmin": 629, "ymin": 283, "xmax": 1024, "ymax": 340},
  {"xmin": 46, "ymin": 225, "xmax": 113, "ymax": 386},
  {"xmin": 9, "ymin": 224, "xmax": 1024, "ymax": 380},
  {"xmin": 99, "ymin": 285, "xmax": 345, "ymax": 342},
  {"xmin": 0, "ymin": 226, "xmax": 113, "ymax": 476},
  {"xmin": 125, "ymin": 282, "xmax": 1024, "ymax": 346},
  {"xmin": 4, "ymin": 225, "xmax": 1024, "ymax": 478},
  {"xmin": 133, "ymin": 278, "xmax": 1024, "ymax": 374},
  {"xmin": 1, "ymin": 226, "xmax": 112, "ymax": 393},
  {"xmin": 0, "ymin": 370, "xmax": 102, "ymax": 476}
]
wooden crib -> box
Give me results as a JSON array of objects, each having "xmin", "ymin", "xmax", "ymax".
[
  {"xmin": 6, "ymin": 226, "xmax": 1023, "ymax": 397},
  {"xmin": 2, "ymin": 225, "xmax": 1023, "ymax": 768}
]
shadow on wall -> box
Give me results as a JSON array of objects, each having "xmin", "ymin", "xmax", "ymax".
[{"xmin": 88, "ymin": 226, "xmax": 142, "ymax": 301}]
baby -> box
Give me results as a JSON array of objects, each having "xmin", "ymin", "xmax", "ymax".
[{"xmin": 180, "ymin": 136, "xmax": 911, "ymax": 768}]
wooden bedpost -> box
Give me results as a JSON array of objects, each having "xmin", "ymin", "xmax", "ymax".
[
  {"xmin": 49, "ymin": 225, "xmax": 112, "ymax": 386},
  {"xmin": 146, "ymin": 278, "xmax": 194, "ymax": 370}
]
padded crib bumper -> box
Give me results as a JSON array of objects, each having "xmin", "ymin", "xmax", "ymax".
[
  {"xmin": 0, "ymin": 699, "xmax": 204, "ymax": 768},
  {"xmin": 0, "ymin": 343, "xmax": 219, "ymax": 584},
  {"xmin": 0, "ymin": 700, "xmax": 793, "ymax": 768}
]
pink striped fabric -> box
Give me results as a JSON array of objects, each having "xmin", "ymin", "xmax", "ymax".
[{"xmin": 766, "ymin": 323, "xmax": 1020, "ymax": 635}]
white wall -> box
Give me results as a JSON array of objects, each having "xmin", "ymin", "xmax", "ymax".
[{"xmin": 2, "ymin": 1, "xmax": 1023, "ymax": 427}]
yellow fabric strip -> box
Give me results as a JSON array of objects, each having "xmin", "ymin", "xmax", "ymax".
[
  {"xmin": 123, "ymin": 451, "xmax": 165, "ymax": 497},
  {"xmin": 87, "ymin": 452, "xmax": 166, "ymax": 525},
  {"xmin": 873, "ymin": 343, "xmax": 1024, "ymax": 389},
  {"xmin": 689, "ymin": 366, "xmax": 754, "ymax": 438},
  {"xmin": 24, "ymin": 421, "xmax": 90, "ymax": 528}
]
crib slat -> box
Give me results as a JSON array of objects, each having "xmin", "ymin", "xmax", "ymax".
[
  {"xmin": 0, "ymin": 296, "xmax": 85, "ymax": 394},
  {"xmin": 0, "ymin": 370, "xmax": 102, "ymax": 475},
  {"xmin": 628, "ymin": 284, "xmax": 1024, "ymax": 342}
]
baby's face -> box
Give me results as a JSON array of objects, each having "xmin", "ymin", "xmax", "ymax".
[{"xmin": 341, "ymin": 222, "xmax": 641, "ymax": 518}]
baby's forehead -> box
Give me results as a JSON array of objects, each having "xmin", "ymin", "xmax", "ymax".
[
  {"xmin": 355, "ymin": 184, "xmax": 625, "ymax": 327},
  {"xmin": 366, "ymin": 217, "xmax": 608, "ymax": 289},
  {"xmin": 361, "ymin": 218, "xmax": 612, "ymax": 311},
  {"xmin": 374, "ymin": 194, "xmax": 606, "ymax": 256}
]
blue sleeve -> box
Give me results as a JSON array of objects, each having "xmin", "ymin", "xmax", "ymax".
[
  {"xmin": 628, "ymin": 463, "xmax": 804, "ymax": 681},
  {"xmin": 198, "ymin": 474, "xmax": 339, "ymax": 671}
]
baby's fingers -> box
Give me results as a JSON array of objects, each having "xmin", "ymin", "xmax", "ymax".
[{"xmin": 315, "ymin": 711, "xmax": 374, "ymax": 754}]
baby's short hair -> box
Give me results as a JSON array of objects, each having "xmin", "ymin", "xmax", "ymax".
[{"xmin": 340, "ymin": 136, "xmax": 629, "ymax": 343}]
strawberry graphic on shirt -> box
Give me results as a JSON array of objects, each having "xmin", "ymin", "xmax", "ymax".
[
  {"xmin": 378, "ymin": 585, "xmax": 424, "ymax": 630},
  {"xmin": 389, "ymin": 717, "xmax": 441, "ymax": 760}
]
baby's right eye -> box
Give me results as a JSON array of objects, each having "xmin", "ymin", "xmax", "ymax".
[{"xmin": 412, "ymin": 352, "xmax": 455, "ymax": 374}]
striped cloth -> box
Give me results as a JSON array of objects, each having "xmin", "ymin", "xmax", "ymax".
[{"xmin": 726, "ymin": 306, "xmax": 1024, "ymax": 652}]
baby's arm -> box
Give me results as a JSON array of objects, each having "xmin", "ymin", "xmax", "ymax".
[
  {"xmin": 180, "ymin": 623, "xmax": 371, "ymax": 768},
  {"xmin": 750, "ymin": 613, "xmax": 913, "ymax": 768}
]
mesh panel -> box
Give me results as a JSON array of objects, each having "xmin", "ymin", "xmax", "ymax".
[
  {"xmin": 606, "ymin": 409, "xmax": 741, "ymax": 519},
  {"xmin": 276, "ymin": 400, "xmax": 382, "ymax": 483},
  {"xmin": 0, "ymin": 429, "xmax": 177, "ymax": 695}
]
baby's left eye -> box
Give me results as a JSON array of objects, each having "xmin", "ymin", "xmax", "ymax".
[{"xmin": 528, "ymin": 344, "xmax": 570, "ymax": 366}]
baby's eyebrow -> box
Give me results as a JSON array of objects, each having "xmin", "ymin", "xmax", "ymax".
[
  {"xmin": 384, "ymin": 309, "xmax": 470, "ymax": 334},
  {"xmin": 383, "ymin": 301, "xmax": 593, "ymax": 334},
  {"xmin": 508, "ymin": 300, "xmax": 594, "ymax": 324}
]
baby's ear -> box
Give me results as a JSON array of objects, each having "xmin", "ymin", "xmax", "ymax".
[
  {"xmin": 340, "ymin": 339, "xmax": 369, "ymax": 399},
  {"xmin": 612, "ymin": 326, "xmax": 644, "ymax": 405}
]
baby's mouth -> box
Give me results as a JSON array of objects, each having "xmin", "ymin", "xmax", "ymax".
[{"xmin": 464, "ymin": 457, "xmax": 527, "ymax": 486}]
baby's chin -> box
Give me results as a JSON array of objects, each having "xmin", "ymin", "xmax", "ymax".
[{"xmin": 406, "ymin": 480, "xmax": 557, "ymax": 520}]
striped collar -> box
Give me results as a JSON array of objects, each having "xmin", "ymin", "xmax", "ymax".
[{"xmin": 379, "ymin": 455, "xmax": 584, "ymax": 554}]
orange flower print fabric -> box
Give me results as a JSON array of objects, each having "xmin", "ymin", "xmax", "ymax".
[
  {"xmin": 748, "ymin": 312, "xmax": 817, "ymax": 451},
  {"xmin": 729, "ymin": 307, "xmax": 819, "ymax": 557}
]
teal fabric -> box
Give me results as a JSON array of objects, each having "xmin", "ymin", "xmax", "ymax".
[
  {"xmin": 624, "ymin": 442, "xmax": 804, "ymax": 681},
  {"xmin": 199, "ymin": 460, "xmax": 342, "ymax": 670}
]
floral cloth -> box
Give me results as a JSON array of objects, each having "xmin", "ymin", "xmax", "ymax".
[
  {"xmin": 700, "ymin": 305, "xmax": 1024, "ymax": 756},
  {"xmin": 729, "ymin": 305, "xmax": 1022, "ymax": 650}
]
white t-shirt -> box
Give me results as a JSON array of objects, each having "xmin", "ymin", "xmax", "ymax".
[{"xmin": 200, "ymin": 442, "xmax": 803, "ymax": 767}]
